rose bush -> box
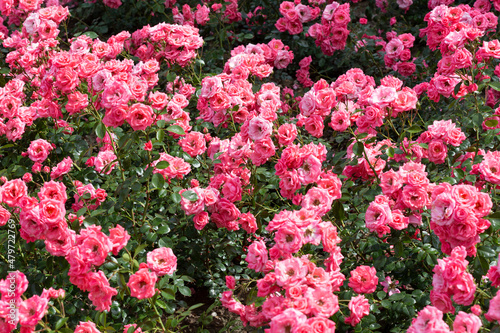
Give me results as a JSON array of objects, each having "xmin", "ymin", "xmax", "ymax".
[{"xmin": 1, "ymin": 0, "xmax": 500, "ymax": 332}]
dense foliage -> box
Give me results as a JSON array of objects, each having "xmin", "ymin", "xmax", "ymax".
[{"xmin": 1, "ymin": 0, "xmax": 500, "ymax": 332}]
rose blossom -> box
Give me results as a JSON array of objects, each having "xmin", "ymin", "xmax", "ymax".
[{"xmin": 348, "ymin": 265, "xmax": 378, "ymax": 294}]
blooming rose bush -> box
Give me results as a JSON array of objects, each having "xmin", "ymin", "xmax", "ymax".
[{"xmin": 2, "ymin": 0, "xmax": 500, "ymax": 332}]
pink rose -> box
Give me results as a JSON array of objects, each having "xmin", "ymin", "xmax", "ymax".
[
  {"xmin": 345, "ymin": 295, "xmax": 370, "ymax": 326},
  {"xmin": 27, "ymin": 139, "xmax": 53, "ymax": 163},
  {"xmin": 127, "ymin": 267, "xmax": 158, "ymax": 299},
  {"xmin": 147, "ymin": 247, "xmax": 177, "ymax": 276},
  {"xmin": 349, "ymin": 265, "xmax": 378, "ymax": 294}
]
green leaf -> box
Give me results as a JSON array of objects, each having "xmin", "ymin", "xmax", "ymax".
[
  {"xmin": 152, "ymin": 173, "xmax": 165, "ymax": 189},
  {"xmin": 489, "ymin": 212, "xmax": 500, "ymax": 231},
  {"xmin": 162, "ymin": 289, "xmax": 176, "ymax": 300},
  {"xmin": 55, "ymin": 317, "xmax": 68, "ymax": 330},
  {"xmin": 0, "ymin": 67, "xmax": 9, "ymax": 74},
  {"xmin": 389, "ymin": 292, "xmax": 405, "ymax": 301},
  {"xmin": 377, "ymin": 291, "xmax": 387, "ymax": 300},
  {"xmin": 156, "ymin": 299, "xmax": 167, "ymax": 309},
  {"xmin": 59, "ymin": 329, "xmax": 73, "ymax": 333},
  {"xmin": 95, "ymin": 123, "xmax": 106, "ymax": 139},
  {"xmin": 166, "ymin": 125, "xmax": 186, "ymax": 135},
  {"xmin": 134, "ymin": 243, "xmax": 148, "ymax": 258},
  {"xmin": 157, "ymin": 129, "xmax": 165, "ymax": 142},
  {"xmin": 395, "ymin": 242, "xmax": 405, "ymax": 257},
  {"xmin": 357, "ymin": 132, "xmax": 369, "ymax": 140},
  {"xmin": 127, "ymin": 327, "xmax": 136, "ymax": 333},
  {"xmin": 155, "ymin": 161, "xmax": 169, "ymax": 169},
  {"xmin": 83, "ymin": 31, "xmax": 98, "ymax": 39},
  {"xmin": 332, "ymin": 201, "xmax": 345, "ymax": 221},
  {"xmin": 387, "ymin": 147, "xmax": 394, "ymax": 158},
  {"xmin": 478, "ymin": 246, "xmax": 496, "ymax": 258},
  {"xmin": 490, "ymin": 82, "xmax": 500, "ymax": 91},
  {"xmin": 472, "ymin": 113, "xmax": 484, "ymax": 128},
  {"xmin": 157, "ymin": 120, "xmax": 166, "ymax": 128},
  {"xmin": 167, "ymin": 72, "xmax": 177, "ymax": 82},
  {"xmin": 485, "ymin": 119, "xmax": 499, "ymax": 128},
  {"xmin": 178, "ymin": 286, "xmax": 191, "ymax": 297},
  {"xmin": 171, "ymin": 192, "xmax": 181, "ymax": 204},
  {"xmin": 181, "ymin": 190, "xmax": 199, "ymax": 202},
  {"xmin": 76, "ymin": 207, "xmax": 87, "ymax": 217}
]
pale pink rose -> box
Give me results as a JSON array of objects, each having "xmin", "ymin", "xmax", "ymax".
[
  {"xmin": 380, "ymin": 170, "xmax": 402, "ymax": 195},
  {"xmin": 147, "ymin": 247, "xmax": 177, "ymax": 276},
  {"xmin": 94, "ymin": 150, "xmax": 118, "ymax": 174},
  {"xmin": 246, "ymin": 240, "xmax": 268, "ymax": 272},
  {"xmin": 179, "ymin": 131, "xmax": 206, "ymax": 157},
  {"xmin": 299, "ymin": 91, "xmax": 317, "ymax": 116},
  {"xmin": 75, "ymin": 321, "xmax": 102, "ymax": 333},
  {"xmin": 248, "ymin": 116, "xmax": 272, "ymax": 141},
  {"xmin": 301, "ymin": 187, "xmax": 334, "ymax": 216},
  {"xmin": 369, "ymin": 86, "xmax": 397, "ymax": 106},
  {"xmin": 50, "ymin": 157, "xmax": 73, "ymax": 179},
  {"xmin": 365, "ymin": 197, "xmax": 392, "ymax": 237},
  {"xmin": 486, "ymin": 291, "xmax": 500, "ymax": 324},
  {"xmin": 274, "ymin": 222, "xmax": 303, "ymax": 254},
  {"xmin": 27, "ymin": 139, "xmax": 53, "ymax": 163},
  {"xmin": 123, "ymin": 324, "xmax": 141, "ymax": 333},
  {"xmin": 101, "ymin": 80, "xmax": 131, "ymax": 108},
  {"xmin": 127, "ymin": 267, "xmax": 158, "ymax": 299},
  {"xmin": 392, "ymin": 87, "xmax": 418, "ymax": 112},
  {"xmin": 268, "ymin": 308, "xmax": 307, "ymax": 332},
  {"xmin": 306, "ymin": 286, "xmax": 339, "ymax": 318},
  {"xmin": 18, "ymin": 295, "xmax": 49, "ymax": 327},
  {"xmin": 385, "ymin": 38, "xmax": 404, "ymax": 58},
  {"xmin": 431, "ymin": 192, "xmax": 456, "ymax": 226},
  {"xmin": 277, "ymin": 123, "xmax": 297, "ymax": 146},
  {"xmin": 453, "ymin": 311, "xmax": 481, "ymax": 333},
  {"xmin": 409, "ymin": 306, "xmax": 451, "ymax": 332},
  {"xmin": 297, "ymin": 155, "xmax": 321, "ymax": 184},
  {"xmin": 345, "ymin": 295, "xmax": 370, "ymax": 326},
  {"xmin": 274, "ymin": 257, "xmax": 308, "ymax": 288}
]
